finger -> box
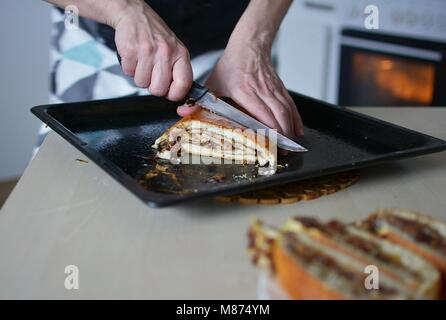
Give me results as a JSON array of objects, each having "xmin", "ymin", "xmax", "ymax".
[
  {"xmin": 149, "ymin": 60, "xmax": 172, "ymax": 96},
  {"xmin": 121, "ymin": 56, "xmax": 137, "ymax": 77},
  {"xmin": 167, "ymin": 57, "xmax": 193, "ymax": 101},
  {"xmin": 279, "ymin": 89, "xmax": 304, "ymax": 137},
  {"xmin": 234, "ymin": 91, "xmax": 283, "ymax": 135},
  {"xmin": 291, "ymin": 103, "xmax": 304, "ymax": 137},
  {"xmin": 273, "ymin": 89, "xmax": 296, "ymax": 136},
  {"xmin": 258, "ymin": 93, "xmax": 294, "ymax": 139},
  {"xmin": 177, "ymin": 104, "xmax": 201, "ymax": 117},
  {"xmin": 133, "ymin": 56, "xmax": 153, "ymax": 88}
]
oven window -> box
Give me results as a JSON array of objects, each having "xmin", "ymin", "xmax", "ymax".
[{"xmin": 348, "ymin": 52, "xmax": 436, "ymax": 106}]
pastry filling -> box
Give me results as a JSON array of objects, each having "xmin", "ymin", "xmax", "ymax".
[
  {"xmin": 364, "ymin": 215, "xmax": 446, "ymax": 254},
  {"xmin": 292, "ymin": 218, "xmax": 422, "ymax": 281},
  {"xmin": 283, "ymin": 232, "xmax": 399, "ymax": 298},
  {"xmin": 155, "ymin": 126, "xmax": 275, "ymax": 169}
]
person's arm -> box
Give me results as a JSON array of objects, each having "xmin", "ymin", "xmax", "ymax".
[
  {"xmin": 228, "ymin": 0, "xmax": 292, "ymax": 53},
  {"xmin": 45, "ymin": 0, "xmax": 192, "ymax": 101},
  {"xmin": 178, "ymin": 0, "xmax": 303, "ymax": 138}
]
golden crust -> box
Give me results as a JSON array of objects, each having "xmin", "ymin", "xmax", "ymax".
[
  {"xmin": 182, "ymin": 109, "xmax": 247, "ymax": 130},
  {"xmin": 156, "ymin": 109, "xmax": 271, "ymax": 148}
]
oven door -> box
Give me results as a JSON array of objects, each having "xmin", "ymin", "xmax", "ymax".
[{"xmin": 338, "ymin": 30, "xmax": 446, "ymax": 107}]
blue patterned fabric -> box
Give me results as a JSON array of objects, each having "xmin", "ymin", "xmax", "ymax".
[{"xmin": 36, "ymin": 7, "xmax": 224, "ymax": 150}]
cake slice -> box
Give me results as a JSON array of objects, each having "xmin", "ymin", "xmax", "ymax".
[
  {"xmin": 153, "ymin": 103, "xmax": 277, "ymax": 170},
  {"xmin": 248, "ymin": 216, "xmax": 441, "ymax": 299}
]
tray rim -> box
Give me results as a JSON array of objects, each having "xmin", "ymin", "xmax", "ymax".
[{"xmin": 31, "ymin": 92, "xmax": 446, "ymax": 208}]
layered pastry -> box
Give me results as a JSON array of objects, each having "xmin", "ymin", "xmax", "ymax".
[
  {"xmin": 152, "ymin": 102, "xmax": 277, "ymax": 171},
  {"xmin": 357, "ymin": 209, "xmax": 446, "ymax": 283},
  {"xmin": 248, "ymin": 211, "xmax": 443, "ymax": 299}
]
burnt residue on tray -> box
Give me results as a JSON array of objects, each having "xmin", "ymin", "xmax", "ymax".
[
  {"xmin": 207, "ymin": 173, "xmax": 226, "ymax": 184},
  {"xmin": 134, "ymin": 146, "xmax": 299, "ymax": 195},
  {"xmin": 86, "ymin": 125, "xmax": 293, "ymax": 195},
  {"xmin": 137, "ymin": 157, "xmax": 261, "ymax": 195}
]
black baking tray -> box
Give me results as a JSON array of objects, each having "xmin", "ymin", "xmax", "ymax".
[{"xmin": 31, "ymin": 92, "xmax": 446, "ymax": 207}]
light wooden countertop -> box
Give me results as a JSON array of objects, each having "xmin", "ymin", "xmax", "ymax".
[{"xmin": 0, "ymin": 107, "xmax": 445, "ymax": 299}]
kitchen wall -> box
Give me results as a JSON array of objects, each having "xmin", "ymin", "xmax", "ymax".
[
  {"xmin": 277, "ymin": 4, "xmax": 331, "ymax": 101},
  {"xmin": 0, "ymin": 1, "xmax": 51, "ymax": 181}
]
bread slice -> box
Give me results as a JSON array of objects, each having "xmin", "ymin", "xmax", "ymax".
[
  {"xmin": 356, "ymin": 208, "xmax": 446, "ymax": 291},
  {"xmin": 248, "ymin": 216, "xmax": 441, "ymax": 299},
  {"xmin": 152, "ymin": 108, "xmax": 276, "ymax": 170},
  {"xmin": 283, "ymin": 217, "xmax": 441, "ymax": 299}
]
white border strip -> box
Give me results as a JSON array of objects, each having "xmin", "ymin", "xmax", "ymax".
[{"xmin": 341, "ymin": 36, "xmax": 443, "ymax": 62}]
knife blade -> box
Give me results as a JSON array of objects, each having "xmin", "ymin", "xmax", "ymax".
[{"xmin": 187, "ymin": 82, "xmax": 308, "ymax": 152}]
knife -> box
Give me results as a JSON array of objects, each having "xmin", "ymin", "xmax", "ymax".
[
  {"xmin": 116, "ymin": 53, "xmax": 306, "ymax": 152},
  {"xmin": 187, "ymin": 82, "xmax": 307, "ymax": 152}
]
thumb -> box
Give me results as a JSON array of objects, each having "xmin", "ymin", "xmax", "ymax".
[{"xmin": 176, "ymin": 104, "xmax": 201, "ymax": 117}]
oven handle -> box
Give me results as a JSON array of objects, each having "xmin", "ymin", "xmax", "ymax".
[{"xmin": 341, "ymin": 36, "xmax": 443, "ymax": 62}]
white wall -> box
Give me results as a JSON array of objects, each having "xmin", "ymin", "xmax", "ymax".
[
  {"xmin": 278, "ymin": 13, "xmax": 329, "ymax": 100},
  {"xmin": 277, "ymin": 1, "xmax": 339, "ymax": 102},
  {"xmin": 0, "ymin": 1, "xmax": 50, "ymax": 181}
]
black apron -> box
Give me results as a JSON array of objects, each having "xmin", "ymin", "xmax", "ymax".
[{"xmin": 98, "ymin": 0, "xmax": 250, "ymax": 58}]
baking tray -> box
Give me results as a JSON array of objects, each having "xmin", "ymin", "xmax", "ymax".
[{"xmin": 31, "ymin": 92, "xmax": 446, "ymax": 207}]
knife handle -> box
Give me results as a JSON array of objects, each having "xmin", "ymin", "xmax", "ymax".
[
  {"xmin": 117, "ymin": 52, "xmax": 208, "ymax": 101},
  {"xmin": 187, "ymin": 82, "xmax": 208, "ymax": 101}
]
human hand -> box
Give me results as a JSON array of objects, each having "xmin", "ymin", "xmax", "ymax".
[
  {"xmin": 111, "ymin": 0, "xmax": 193, "ymax": 101},
  {"xmin": 211, "ymin": 44, "xmax": 303, "ymax": 139},
  {"xmin": 178, "ymin": 44, "xmax": 303, "ymax": 138}
]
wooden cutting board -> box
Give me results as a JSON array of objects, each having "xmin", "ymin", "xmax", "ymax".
[{"xmin": 215, "ymin": 170, "xmax": 360, "ymax": 205}]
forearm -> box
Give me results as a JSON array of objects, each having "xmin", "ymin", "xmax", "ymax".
[
  {"xmin": 44, "ymin": 0, "xmax": 142, "ymax": 28},
  {"xmin": 228, "ymin": 0, "xmax": 293, "ymax": 52}
]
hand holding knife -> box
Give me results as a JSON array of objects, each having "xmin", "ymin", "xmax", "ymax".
[
  {"xmin": 186, "ymin": 82, "xmax": 307, "ymax": 152},
  {"xmin": 117, "ymin": 53, "xmax": 307, "ymax": 152}
]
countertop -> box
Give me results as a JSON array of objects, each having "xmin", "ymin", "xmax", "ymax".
[{"xmin": 0, "ymin": 107, "xmax": 445, "ymax": 299}]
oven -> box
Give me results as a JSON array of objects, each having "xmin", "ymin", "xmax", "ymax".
[
  {"xmin": 338, "ymin": 29, "xmax": 446, "ymax": 107},
  {"xmin": 278, "ymin": 0, "xmax": 446, "ymax": 106}
]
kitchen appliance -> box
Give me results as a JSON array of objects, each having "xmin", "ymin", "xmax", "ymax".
[
  {"xmin": 31, "ymin": 92, "xmax": 446, "ymax": 207},
  {"xmin": 279, "ymin": 0, "xmax": 446, "ymax": 106},
  {"xmin": 338, "ymin": 29, "xmax": 446, "ymax": 106}
]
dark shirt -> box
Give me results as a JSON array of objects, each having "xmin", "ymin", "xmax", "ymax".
[{"xmin": 97, "ymin": 0, "xmax": 250, "ymax": 58}]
